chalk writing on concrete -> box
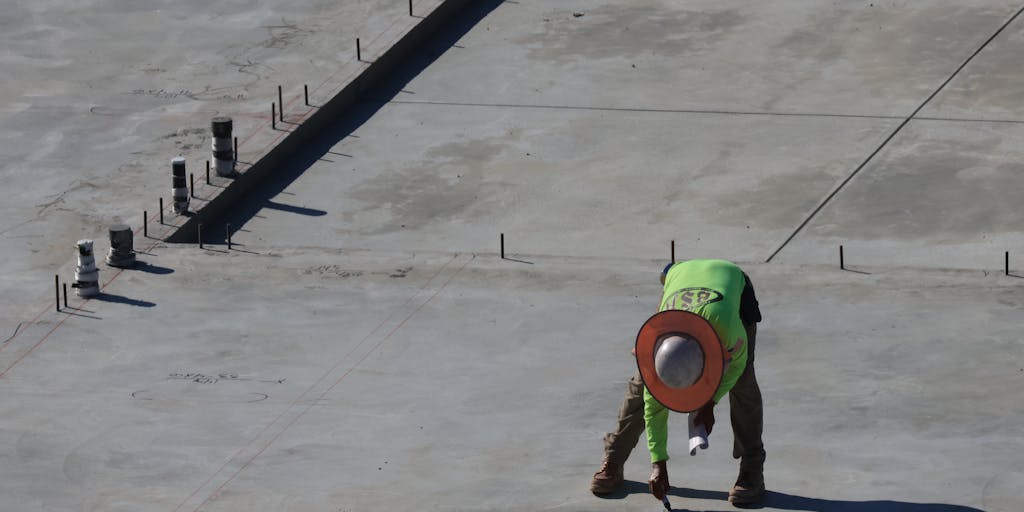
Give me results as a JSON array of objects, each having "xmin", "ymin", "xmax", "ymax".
[
  {"xmin": 129, "ymin": 89, "xmax": 247, "ymax": 101},
  {"xmin": 168, "ymin": 372, "xmax": 286, "ymax": 384},
  {"xmin": 131, "ymin": 89, "xmax": 197, "ymax": 100}
]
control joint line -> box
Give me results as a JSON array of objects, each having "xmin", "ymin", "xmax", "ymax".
[
  {"xmin": 915, "ymin": 115, "xmax": 1024, "ymax": 125},
  {"xmin": 389, "ymin": 99, "xmax": 1024, "ymax": 125},
  {"xmin": 387, "ymin": 99, "xmax": 903, "ymax": 121},
  {"xmin": 764, "ymin": 4, "xmax": 1024, "ymax": 264}
]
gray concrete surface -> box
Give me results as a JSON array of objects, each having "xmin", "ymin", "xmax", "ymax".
[{"xmin": 2, "ymin": 1, "xmax": 1024, "ymax": 511}]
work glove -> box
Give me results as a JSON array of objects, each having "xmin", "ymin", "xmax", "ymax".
[
  {"xmin": 693, "ymin": 400, "xmax": 716, "ymax": 435},
  {"xmin": 648, "ymin": 460, "xmax": 669, "ymax": 500}
]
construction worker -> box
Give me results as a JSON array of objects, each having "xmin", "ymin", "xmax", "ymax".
[{"xmin": 590, "ymin": 259, "xmax": 765, "ymax": 506}]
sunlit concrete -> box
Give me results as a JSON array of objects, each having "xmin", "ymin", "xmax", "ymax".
[{"xmin": 1, "ymin": 1, "xmax": 1023, "ymax": 511}]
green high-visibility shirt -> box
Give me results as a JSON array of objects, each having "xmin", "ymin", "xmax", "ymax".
[{"xmin": 644, "ymin": 259, "xmax": 749, "ymax": 462}]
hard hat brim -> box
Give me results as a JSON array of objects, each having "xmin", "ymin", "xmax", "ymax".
[{"xmin": 635, "ymin": 310, "xmax": 724, "ymax": 413}]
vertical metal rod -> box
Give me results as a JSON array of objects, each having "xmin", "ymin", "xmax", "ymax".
[
  {"xmin": 409, "ymin": 0, "xmax": 413, "ymax": 16},
  {"xmin": 144, "ymin": 211, "xmax": 148, "ymax": 238},
  {"xmin": 55, "ymin": 275, "xmax": 60, "ymax": 312},
  {"xmin": 278, "ymin": 85, "xmax": 283, "ymax": 121},
  {"xmin": 190, "ymin": 173, "xmax": 195, "ymax": 198},
  {"xmin": 63, "ymin": 283, "xmax": 68, "ymax": 309},
  {"xmin": 1006, "ymin": 251, "xmax": 1010, "ymax": 276},
  {"xmin": 227, "ymin": 223, "xmax": 232, "ymax": 250},
  {"xmin": 840, "ymin": 245, "xmax": 845, "ymax": 270},
  {"xmin": 234, "ymin": 137, "xmax": 238, "ymax": 164},
  {"xmin": 272, "ymin": 103, "xmax": 277, "ymax": 130},
  {"xmin": 198, "ymin": 223, "xmax": 203, "ymax": 249},
  {"xmin": 500, "ymin": 233, "xmax": 505, "ymax": 259},
  {"xmin": 357, "ymin": 38, "xmax": 361, "ymax": 61},
  {"xmin": 206, "ymin": 160, "xmax": 211, "ymax": 184},
  {"xmin": 304, "ymin": 84, "xmax": 309, "ymax": 106},
  {"xmin": 159, "ymin": 198, "xmax": 164, "ymax": 224},
  {"xmin": 671, "ymin": 240, "xmax": 675, "ymax": 263}
]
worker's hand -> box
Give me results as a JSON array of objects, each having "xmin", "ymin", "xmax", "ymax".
[
  {"xmin": 648, "ymin": 460, "xmax": 670, "ymax": 500},
  {"xmin": 693, "ymin": 400, "xmax": 715, "ymax": 435}
]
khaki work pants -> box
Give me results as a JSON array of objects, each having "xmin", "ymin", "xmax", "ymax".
[{"xmin": 602, "ymin": 323, "xmax": 765, "ymax": 473}]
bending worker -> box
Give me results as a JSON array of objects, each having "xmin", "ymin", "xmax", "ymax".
[{"xmin": 591, "ymin": 258, "xmax": 765, "ymax": 506}]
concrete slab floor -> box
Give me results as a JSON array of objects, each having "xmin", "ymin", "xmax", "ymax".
[{"xmin": 2, "ymin": 1, "xmax": 1024, "ymax": 511}]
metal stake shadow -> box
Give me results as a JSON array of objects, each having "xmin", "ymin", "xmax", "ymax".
[
  {"xmin": 62, "ymin": 310, "xmax": 102, "ymax": 320},
  {"xmin": 503, "ymin": 256, "xmax": 534, "ymax": 265},
  {"xmin": 842, "ymin": 267, "xmax": 871, "ymax": 275}
]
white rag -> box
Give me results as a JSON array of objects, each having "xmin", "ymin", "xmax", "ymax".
[{"xmin": 687, "ymin": 411, "xmax": 709, "ymax": 456}]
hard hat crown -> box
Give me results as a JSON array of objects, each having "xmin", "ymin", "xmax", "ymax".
[
  {"xmin": 654, "ymin": 334, "xmax": 705, "ymax": 389},
  {"xmin": 636, "ymin": 310, "xmax": 723, "ymax": 412}
]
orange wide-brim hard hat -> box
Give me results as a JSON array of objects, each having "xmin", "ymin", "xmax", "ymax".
[{"xmin": 635, "ymin": 310, "xmax": 724, "ymax": 413}]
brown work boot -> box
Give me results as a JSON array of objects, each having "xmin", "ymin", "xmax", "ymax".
[
  {"xmin": 590, "ymin": 459, "xmax": 624, "ymax": 495},
  {"xmin": 729, "ymin": 469, "xmax": 764, "ymax": 506}
]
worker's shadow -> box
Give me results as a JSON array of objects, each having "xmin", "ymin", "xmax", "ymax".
[{"xmin": 603, "ymin": 482, "xmax": 983, "ymax": 511}]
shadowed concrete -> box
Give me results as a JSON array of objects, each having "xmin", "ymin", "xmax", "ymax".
[{"xmin": 1, "ymin": 1, "xmax": 1023, "ymax": 511}]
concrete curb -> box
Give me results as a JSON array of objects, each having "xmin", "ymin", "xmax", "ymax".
[{"xmin": 165, "ymin": 0, "xmax": 473, "ymax": 243}]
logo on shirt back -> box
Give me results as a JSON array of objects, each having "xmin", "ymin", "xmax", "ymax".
[{"xmin": 662, "ymin": 287, "xmax": 723, "ymax": 311}]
